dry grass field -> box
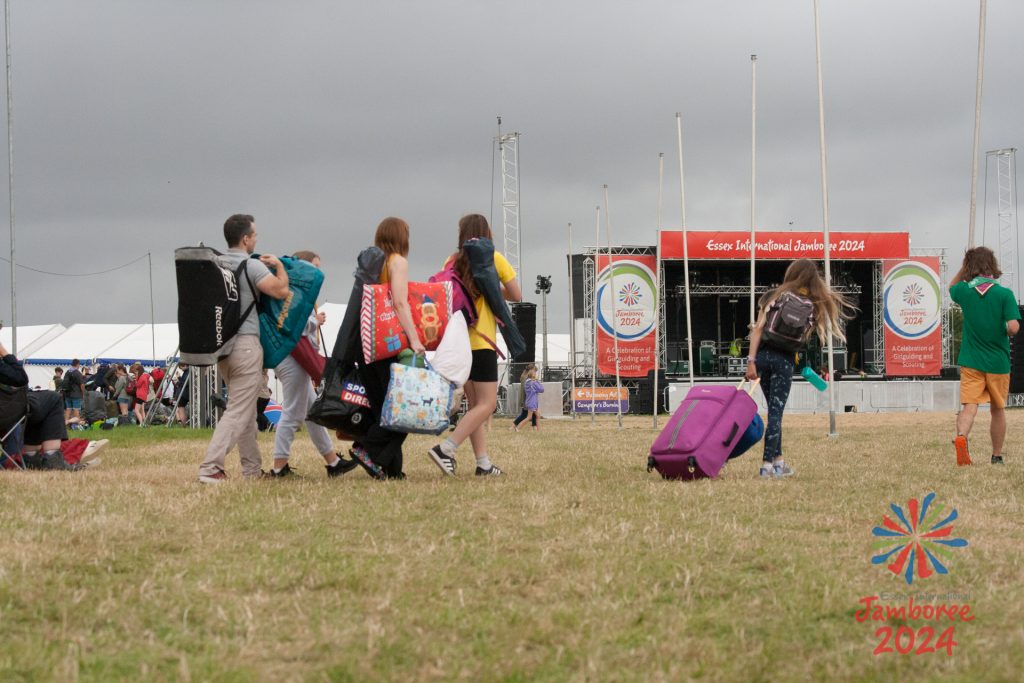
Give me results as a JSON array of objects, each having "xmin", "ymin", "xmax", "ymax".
[{"xmin": 2, "ymin": 411, "xmax": 1023, "ymax": 682}]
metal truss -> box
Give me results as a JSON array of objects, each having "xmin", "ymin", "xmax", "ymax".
[
  {"xmin": 986, "ymin": 149, "xmax": 1019, "ymax": 293},
  {"xmin": 872, "ymin": 261, "xmax": 885, "ymax": 373},
  {"xmin": 499, "ymin": 132, "xmax": 522, "ymax": 281},
  {"xmin": 1007, "ymin": 393, "xmax": 1024, "ymax": 407}
]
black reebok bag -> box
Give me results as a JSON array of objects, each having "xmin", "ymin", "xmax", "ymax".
[{"xmin": 175, "ymin": 247, "xmax": 258, "ymax": 366}]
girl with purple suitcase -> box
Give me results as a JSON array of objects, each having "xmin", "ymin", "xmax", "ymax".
[{"xmin": 745, "ymin": 259, "xmax": 854, "ymax": 478}]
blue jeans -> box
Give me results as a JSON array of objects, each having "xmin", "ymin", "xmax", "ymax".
[{"xmin": 755, "ymin": 347, "xmax": 794, "ymax": 463}]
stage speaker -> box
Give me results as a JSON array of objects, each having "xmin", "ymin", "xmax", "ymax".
[
  {"xmin": 510, "ymin": 302, "xmax": 537, "ymax": 364},
  {"xmin": 1010, "ymin": 305, "xmax": 1024, "ymax": 392},
  {"xmin": 940, "ymin": 366, "xmax": 961, "ymax": 380}
]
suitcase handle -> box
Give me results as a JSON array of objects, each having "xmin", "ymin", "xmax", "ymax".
[
  {"xmin": 737, "ymin": 378, "xmax": 760, "ymax": 395},
  {"xmin": 722, "ymin": 422, "xmax": 739, "ymax": 446}
]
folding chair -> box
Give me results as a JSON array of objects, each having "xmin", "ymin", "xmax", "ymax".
[
  {"xmin": 1, "ymin": 416, "xmax": 27, "ymax": 470},
  {"xmin": 0, "ymin": 383, "xmax": 29, "ymax": 470}
]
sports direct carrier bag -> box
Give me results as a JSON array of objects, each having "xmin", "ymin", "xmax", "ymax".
[
  {"xmin": 648, "ymin": 379, "xmax": 760, "ymax": 481},
  {"xmin": 175, "ymin": 246, "xmax": 256, "ymax": 366},
  {"xmin": 761, "ymin": 291, "xmax": 815, "ymax": 352}
]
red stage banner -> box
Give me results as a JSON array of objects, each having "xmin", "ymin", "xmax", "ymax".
[
  {"xmin": 882, "ymin": 257, "xmax": 942, "ymax": 376},
  {"xmin": 595, "ymin": 254, "xmax": 657, "ymax": 377},
  {"xmin": 659, "ymin": 231, "xmax": 909, "ymax": 260}
]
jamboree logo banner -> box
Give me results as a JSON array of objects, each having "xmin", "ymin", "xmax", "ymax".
[
  {"xmin": 595, "ymin": 255, "xmax": 657, "ymax": 377},
  {"xmin": 882, "ymin": 257, "xmax": 942, "ymax": 376}
]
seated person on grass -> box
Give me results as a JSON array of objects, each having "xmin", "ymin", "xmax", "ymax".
[{"xmin": 0, "ymin": 341, "xmax": 92, "ymax": 471}]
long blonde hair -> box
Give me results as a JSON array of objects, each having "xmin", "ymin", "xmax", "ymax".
[
  {"xmin": 520, "ymin": 363, "xmax": 538, "ymax": 383},
  {"xmin": 760, "ymin": 259, "xmax": 856, "ymax": 344}
]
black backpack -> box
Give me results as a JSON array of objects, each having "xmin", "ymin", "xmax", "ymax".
[
  {"xmin": 175, "ymin": 247, "xmax": 258, "ymax": 366},
  {"xmin": 61, "ymin": 371, "xmax": 78, "ymax": 395},
  {"xmin": 761, "ymin": 291, "xmax": 815, "ymax": 352}
]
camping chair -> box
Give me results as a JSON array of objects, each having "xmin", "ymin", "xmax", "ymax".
[
  {"xmin": 1, "ymin": 416, "xmax": 27, "ymax": 470},
  {"xmin": 0, "ymin": 383, "xmax": 29, "ymax": 470}
]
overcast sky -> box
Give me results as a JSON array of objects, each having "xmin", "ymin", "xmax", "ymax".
[{"xmin": 1, "ymin": 0, "xmax": 1022, "ymax": 338}]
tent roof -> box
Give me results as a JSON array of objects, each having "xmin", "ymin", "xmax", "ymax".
[
  {"xmin": 24, "ymin": 323, "xmax": 144, "ymax": 365},
  {"xmin": 1, "ymin": 324, "xmax": 67, "ymax": 357},
  {"xmin": 96, "ymin": 324, "xmax": 180, "ymax": 365}
]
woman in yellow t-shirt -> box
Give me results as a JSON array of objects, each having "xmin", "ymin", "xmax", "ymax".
[{"xmin": 427, "ymin": 214, "xmax": 521, "ymax": 477}]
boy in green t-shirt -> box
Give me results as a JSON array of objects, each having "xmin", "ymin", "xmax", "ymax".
[{"xmin": 949, "ymin": 247, "xmax": 1021, "ymax": 465}]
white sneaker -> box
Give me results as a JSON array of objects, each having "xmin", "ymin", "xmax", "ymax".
[{"xmin": 81, "ymin": 439, "xmax": 109, "ymax": 464}]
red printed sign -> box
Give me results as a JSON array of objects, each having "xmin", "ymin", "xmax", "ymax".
[
  {"xmin": 595, "ymin": 254, "xmax": 657, "ymax": 377},
  {"xmin": 882, "ymin": 258, "xmax": 942, "ymax": 376},
  {"xmin": 659, "ymin": 231, "xmax": 909, "ymax": 260}
]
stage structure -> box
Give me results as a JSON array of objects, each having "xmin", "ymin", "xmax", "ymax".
[{"xmin": 567, "ymin": 230, "xmax": 952, "ymax": 413}]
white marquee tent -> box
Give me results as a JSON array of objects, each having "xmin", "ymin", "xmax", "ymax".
[{"xmin": 5, "ymin": 308, "xmax": 571, "ymax": 391}]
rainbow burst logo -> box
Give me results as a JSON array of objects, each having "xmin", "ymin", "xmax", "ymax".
[
  {"xmin": 902, "ymin": 282, "xmax": 924, "ymax": 306},
  {"xmin": 619, "ymin": 282, "xmax": 642, "ymax": 307},
  {"xmin": 871, "ymin": 492, "xmax": 968, "ymax": 585}
]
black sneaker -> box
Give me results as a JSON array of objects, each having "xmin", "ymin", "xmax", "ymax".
[
  {"xmin": 41, "ymin": 451, "xmax": 86, "ymax": 471},
  {"xmin": 326, "ymin": 455, "xmax": 359, "ymax": 478},
  {"xmin": 350, "ymin": 448, "xmax": 386, "ymax": 480},
  {"xmin": 268, "ymin": 463, "xmax": 296, "ymax": 478},
  {"xmin": 992, "ymin": 455, "xmax": 1005, "ymax": 465},
  {"xmin": 22, "ymin": 452, "xmax": 45, "ymax": 470},
  {"xmin": 427, "ymin": 444, "xmax": 457, "ymax": 476},
  {"xmin": 474, "ymin": 464, "xmax": 503, "ymax": 477}
]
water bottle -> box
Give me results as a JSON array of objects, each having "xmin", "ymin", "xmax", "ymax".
[{"xmin": 801, "ymin": 366, "xmax": 828, "ymax": 391}]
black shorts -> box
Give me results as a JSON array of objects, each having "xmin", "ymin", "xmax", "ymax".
[
  {"xmin": 468, "ymin": 349, "xmax": 498, "ymax": 383},
  {"xmin": 25, "ymin": 390, "xmax": 68, "ymax": 444}
]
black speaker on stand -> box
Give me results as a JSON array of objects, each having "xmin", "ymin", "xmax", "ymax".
[
  {"xmin": 1011, "ymin": 305, "xmax": 1024, "ymax": 393},
  {"xmin": 509, "ymin": 302, "xmax": 537, "ymax": 382}
]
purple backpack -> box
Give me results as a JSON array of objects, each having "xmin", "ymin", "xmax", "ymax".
[{"xmin": 429, "ymin": 262, "xmax": 478, "ymax": 328}]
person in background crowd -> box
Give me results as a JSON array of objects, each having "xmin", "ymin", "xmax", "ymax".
[
  {"xmin": 130, "ymin": 362, "xmax": 152, "ymax": 424},
  {"xmin": 256, "ymin": 370, "xmax": 272, "ymax": 432},
  {"xmin": 173, "ymin": 364, "xmax": 190, "ymax": 427},
  {"xmin": 63, "ymin": 359, "xmax": 86, "ymax": 422},
  {"xmin": 513, "ymin": 364, "xmax": 544, "ymax": 432},
  {"xmin": 52, "ymin": 367, "xmax": 63, "ymax": 392},
  {"xmin": 198, "ymin": 213, "xmax": 290, "ymax": 483},
  {"xmin": 949, "ymin": 246, "xmax": 1020, "ymax": 466},
  {"xmin": 113, "ymin": 365, "xmax": 130, "ymax": 415}
]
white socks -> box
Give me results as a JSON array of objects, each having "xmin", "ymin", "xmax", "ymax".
[
  {"xmin": 441, "ymin": 438, "xmax": 458, "ymax": 456},
  {"xmin": 476, "ymin": 454, "xmax": 492, "ymax": 470}
]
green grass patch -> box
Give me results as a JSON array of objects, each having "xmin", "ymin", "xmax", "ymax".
[{"xmin": 1, "ymin": 412, "xmax": 1021, "ymax": 681}]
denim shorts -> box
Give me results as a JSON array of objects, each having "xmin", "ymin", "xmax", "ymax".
[{"xmin": 65, "ymin": 397, "xmax": 83, "ymax": 410}]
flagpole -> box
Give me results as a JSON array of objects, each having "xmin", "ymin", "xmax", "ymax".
[
  {"xmin": 813, "ymin": 0, "xmax": 837, "ymax": 437},
  {"xmin": 676, "ymin": 113, "xmax": 695, "ymax": 389},
  {"xmin": 967, "ymin": 0, "xmax": 987, "ymax": 248},
  {"xmin": 750, "ymin": 54, "xmax": 758, "ymax": 326},
  {"xmin": 604, "ymin": 184, "xmax": 623, "ymax": 430},
  {"xmin": 590, "ymin": 205, "xmax": 599, "ymax": 424},
  {"xmin": 567, "ymin": 222, "xmax": 577, "ymax": 420},
  {"xmin": 653, "ymin": 152, "xmax": 664, "ymax": 429},
  {"xmin": 4, "ymin": 0, "xmax": 15, "ymax": 354}
]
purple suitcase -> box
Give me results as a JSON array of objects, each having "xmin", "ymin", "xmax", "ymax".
[{"xmin": 648, "ymin": 380, "xmax": 759, "ymax": 480}]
